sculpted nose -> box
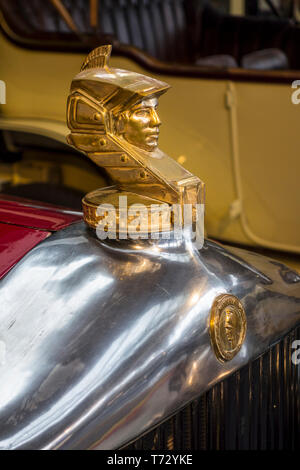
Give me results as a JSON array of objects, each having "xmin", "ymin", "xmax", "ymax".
[{"xmin": 151, "ymin": 109, "xmax": 161, "ymax": 127}]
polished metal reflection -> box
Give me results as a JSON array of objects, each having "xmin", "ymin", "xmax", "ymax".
[{"xmin": 0, "ymin": 222, "xmax": 299, "ymax": 449}]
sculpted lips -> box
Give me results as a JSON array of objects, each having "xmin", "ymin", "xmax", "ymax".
[{"xmin": 145, "ymin": 128, "xmax": 160, "ymax": 139}]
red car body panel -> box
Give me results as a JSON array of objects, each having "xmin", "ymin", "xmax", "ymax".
[
  {"xmin": 0, "ymin": 198, "xmax": 82, "ymax": 231},
  {"xmin": 0, "ymin": 223, "xmax": 50, "ymax": 279},
  {"xmin": 0, "ymin": 196, "xmax": 83, "ymax": 280}
]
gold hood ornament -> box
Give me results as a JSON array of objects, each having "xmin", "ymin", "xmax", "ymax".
[{"xmin": 67, "ymin": 45, "xmax": 204, "ymax": 236}]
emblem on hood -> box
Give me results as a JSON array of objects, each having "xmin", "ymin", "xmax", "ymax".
[
  {"xmin": 66, "ymin": 45, "xmax": 204, "ymax": 237},
  {"xmin": 210, "ymin": 294, "xmax": 247, "ymax": 362}
]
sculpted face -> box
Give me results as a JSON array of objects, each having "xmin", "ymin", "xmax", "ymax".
[
  {"xmin": 120, "ymin": 97, "xmax": 161, "ymax": 152},
  {"xmin": 224, "ymin": 307, "xmax": 238, "ymax": 346}
]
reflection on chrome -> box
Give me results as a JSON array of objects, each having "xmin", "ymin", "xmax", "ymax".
[{"xmin": 0, "ymin": 222, "xmax": 299, "ymax": 449}]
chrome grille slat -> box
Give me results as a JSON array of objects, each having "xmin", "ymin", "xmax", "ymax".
[{"xmin": 126, "ymin": 326, "xmax": 300, "ymax": 450}]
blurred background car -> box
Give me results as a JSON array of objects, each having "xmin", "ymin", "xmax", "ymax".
[
  {"xmin": 1, "ymin": 0, "xmax": 300, "ymax": 272},
  {"xmin": 1, "ymin": 0, "xmax": 300, "ymax": 266}
]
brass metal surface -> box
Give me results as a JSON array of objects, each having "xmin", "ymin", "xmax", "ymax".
[
  {"xmin": 82, "ymin": 186, "xmax": 172, "ymax": 234},
  {"xmin": 210, "ymin": 294, "xmax": 247, "ymax": 363},
  {"xmin": 66, "ymin": 45, "xmax": 204, "ymax": 235}
]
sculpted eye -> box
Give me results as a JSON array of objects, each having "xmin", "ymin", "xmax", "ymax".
[{"xmin": 135, "ymin": 109, "xmax": 150, "ymax": 117}]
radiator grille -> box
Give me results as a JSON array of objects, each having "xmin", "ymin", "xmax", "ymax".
[{"xmin": 126, "ymin": 326, "xmax": 300, "ymax": 450}]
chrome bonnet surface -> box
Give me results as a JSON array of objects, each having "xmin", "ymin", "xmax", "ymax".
[{"xmin": 0, "ymin": 222, "xmax": 299, "ymax": 449}]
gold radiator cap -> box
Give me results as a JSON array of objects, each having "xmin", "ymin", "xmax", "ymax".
[{"xmin": 82, "ymin": 187, "xmax": 173, "ymax": 236}]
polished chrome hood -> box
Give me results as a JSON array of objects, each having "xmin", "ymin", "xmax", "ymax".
[{"xmin": 0, "ymin": 221, "xmax": 299, "ymax": 450}]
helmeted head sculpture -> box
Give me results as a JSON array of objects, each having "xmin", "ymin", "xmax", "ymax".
[
  {"xmin": 66, "ymin": 45, "xmax": 204, "ymax": 237},
  {"xmin": 67, "ymin": 44, "xmax": 169, "ymax": 154}
]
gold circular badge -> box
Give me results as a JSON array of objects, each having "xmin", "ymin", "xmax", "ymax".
[{"xmin": 210, "ymin": 294, "xmax": 247, "ymax": 363}]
